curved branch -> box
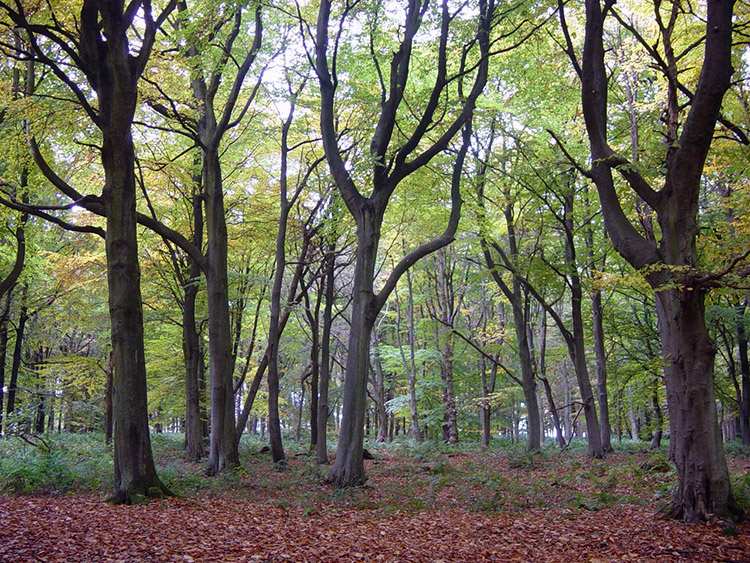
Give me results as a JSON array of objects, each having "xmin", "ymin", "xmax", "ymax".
[
  {"xmin": 30, "ymin": 137, "xmax": 206, "ymax": 271},
  {"xmin": 0, "ymin": 194, "xmax": 105, "ymax": 239},
  {"xmin": 0, "ymin": 208, "xmax": 27, "ymax": 297},
  {"xmin": 376, "ymin": 121, "xmax": 471, "ymax": 310}
]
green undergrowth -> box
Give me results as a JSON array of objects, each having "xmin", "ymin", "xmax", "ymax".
[
  {"xmin": 2, "ymin": 432, "xmax": 748, "ymax": 518},
  {"xmin": 0, "ymin": 433, "xmax": 111, "ymax": 494}
]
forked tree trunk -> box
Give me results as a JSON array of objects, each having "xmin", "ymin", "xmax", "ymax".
[
  {"xmin": 476, "ymin": 149, "xmax": 541, "ymax": 452},
  {"xmin": 573, "ymin": 0, "xmax": 741, "ymax": 521},
  {"xmin": 317, "ymin": 0, "xmax": 492, "ymax": 487}
]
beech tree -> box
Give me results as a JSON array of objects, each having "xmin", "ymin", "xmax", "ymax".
[
  {"xmin": 141, "ymin": 0, "xmax": 264, "ymax": 474},
  {"xmin": 0, "ymin": 0, "xmax": 176, "ymax": 502},
  {"xmin": 313, "ymin": 0, "xmax": 504, "ymax": 486},
  {"xmin": 562, "ymin": 0, "xmax": 743, "ymax": 520}
]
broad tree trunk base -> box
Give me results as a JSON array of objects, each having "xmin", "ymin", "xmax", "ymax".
[
  {"xmin": 659, "ymin": 484, "xmax": 744, "ymax": 524},
  {"xmin": 328, "ymin": 471, "xmax": 368, "ymax": 489},
  {"xmin": 106, "ymin": 478, "xmax": 174, "ymax": 505}
]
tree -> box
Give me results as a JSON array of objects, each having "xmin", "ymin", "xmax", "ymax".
[
  {"xmin": 474, "ymin": 129, "xmax": 542, "ymax": 452},
  {"xmin": 563, "ymin": 0, "xmax": 743, "ymax": 520},
  {"xmin": 143, "ymin": 0, "xmax": 264, "ymax": 475},
  {"xmin": 0, "ymin": 0, "xmax": 175, "ymax": 503},
  {"xmin": 266, "ymin": 83, "xmax": 324, "ymax": 466},
  {"xmin": 314, "ymin": 0, "xmax": 496, "ymax": 488}
]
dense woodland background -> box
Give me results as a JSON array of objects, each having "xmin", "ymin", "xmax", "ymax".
[{"xmin": 0, "ymin": 0, "xmax": 749, "ymax": 520}]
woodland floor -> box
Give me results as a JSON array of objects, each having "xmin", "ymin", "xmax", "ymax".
[{"xmin": 1, "ymin": 443, "xmax": 750, "ymax": 562}]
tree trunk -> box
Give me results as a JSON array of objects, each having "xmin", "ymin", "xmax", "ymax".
[
  {"xmin": 307, "ymin": 287, "xmax": 321, "ymax": 451},
  {"xmin": 316, "ymin": 0, "xmax": 489, "ymax": 486},
  {"xmin": 204, "ymin": 147, "xmax": 239, "ymax": 474},
  {"xmin": 0, "ymin": 294, "xmax": 9, "ymax": 434},
  {"xmin": 393, "ymin": 267, "xmax": 420, "ymax": 441},
  {"xmin": 736, "ymin": 302, "xmax": 750, "ymax": 445},
  {"xmin": 575, "ymin": 0, "xmax": 740, "ymax": 520},
  {"xmin": 405, "ymin": 267, "xmax": 420, "ymax": 441},
  {"xmin": 266, "ymin": 210, "xmax": 288, "ymax": 466},
  {"xmin": 104, "ymin": 352, "xmax": 113, "ymax": 445},
  {"xmin": 295, "ymin": 375, "xmax": 306, "ymax": 442},
  {"xmin": 103, "ymin": 121, "xmax": 169, "ymax": 504},
  {"xmin": 477, "ymin": 178, "xmax": 541, "ymax": 452},
  {"xmin": 6, "ymin": 298, "xmax": 27, "ymax": 425},
  {"xmin": 481, "ymin": 361, "xmax": 498, "ymax": 448},
  {"xmin": 563, "ymin": 191, "xmax": 603, "ymax": 458},
  {"xmin": 435, "ymin": 249, "xmax": 459, "ymax": 444},
  {"xmin": 183, "ymin": 184, "xmax": 205, "ymax": 461},
  {"xmin": 316, "ymin": 245, "xmax": 335, "ymax": 464},
  {"xmin": 330, "ymin": 218, "xmax": 380, "ymax": 487},
  {"xmin": 537, "ymin": 310, "xmax": 565, "ymax": 449},
  {"xmin": 650, "ymin": 378, "xmax": 663, "ymax": 450},
  {"xmin": 656, "ymin": 288, "xmax": 739, "ymax": 520},
  {"xmin": 592, "ymin": 289, "xmax": 612, "ymax": 453},
  {"xmin": 371, "ymin": 332, "xmax": 388, "ymax": 443},
  {"xmin": 183, "ymin": 270, "xmax": 205, "ymax": 461},
  {"xmin": 439, "ymin": 336, "xmax": 459, "ymax": 444}
]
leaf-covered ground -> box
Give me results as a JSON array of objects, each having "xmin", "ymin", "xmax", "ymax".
[{"xmin": 2, "ymin": 447, "xmax": 749, "ymax": 562}]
